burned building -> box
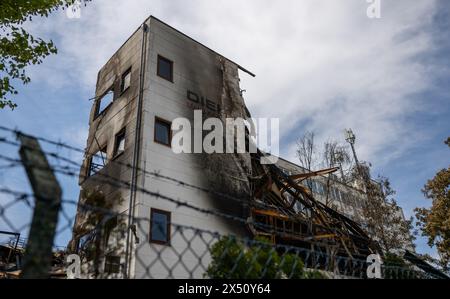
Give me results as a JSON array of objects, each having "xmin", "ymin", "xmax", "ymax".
[
  {"xmin": 70, "ymin": 16, "xmax": 384, "ymax": 279},
  {"xmin": 70, "ymin": 16, "xmax": 257, "ymax": 279}
]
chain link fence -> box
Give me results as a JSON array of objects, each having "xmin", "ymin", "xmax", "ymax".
[{"xmin": 0, "ymin": 126, "xmax": 447, "ymax": 279}]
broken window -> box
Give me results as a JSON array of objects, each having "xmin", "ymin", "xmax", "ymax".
[
  {"xmin": 121, "ymin": 68, "xmax": 131, "ymax": 93},
  {"xmin": 104, "ymin": 255, "xmax": 121, "ymax": 274},
  {"xmin": 103, "ymin": 216, "xmax": 118, "ymax": 248},
  {"xmin": 89, "ymin": 146, "xmax": 107, "ymax": 177},
  {"xmin": 154, "ymin": 117, "xmax": 172, "ymax": 147},
  {"xmin": 332, "ymin": 188, "xmax": 342, "ymax": 202},
  {"xmin": 150, "ymin": 209, "xmax": 171, "ymax": 245},
  {"xmin": 114, "ymin": 128, "xmax": 126, "ymax": 157},
  {"xmin": 157, "ymin": 55, "xmax": 173, "ymax": 82},
  {"xmin": 95, "ymin": 88, "xmax": 114, "ymax": 118},
  {"xmin": 76, "ymin": 229, "xmax": 98, "ymax": 260},
  {"xmin": 316, "ymin": 182, "xmax": 325, "ymax": 195}
]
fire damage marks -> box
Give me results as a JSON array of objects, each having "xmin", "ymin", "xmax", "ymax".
[{"xmin": 206, "ymin": 55, "xmax": 380, "ymax": 268}]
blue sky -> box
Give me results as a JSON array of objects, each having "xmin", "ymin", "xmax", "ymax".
[{"xmin": 0, "ymin": 0, "xmax": 449, "ymax": 259}]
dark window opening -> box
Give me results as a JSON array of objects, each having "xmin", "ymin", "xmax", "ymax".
[
  {"xmin": 88, "ymin": 146, "xmax": 107, "ymax": 177},
  {"xmin": 77, "ymin": 229, "xmax": 98, "ymax": 260},
  {"xmin": 154, "ymin": 117, "xmax": 172, "ymax": 147},
  {"xmin": 104, "ymin": 255, "xmax": 121, "ymax": 274},
  {"xmin": 104, "ymin": 216, "xmax": 118, "ymax": 247},
  {"xmin": 121, "ymin": 68, "xmax": 131, "ymax": 93},
  {"xmin": 157, "ymin": 55, "xmax": 173, "ymax": 82},
  {"xmin": 150, "ymin": 209, "xmax": 171, "ymax": 245},
  {"xmin": 95, "ymin": 88, "xmax": 114, "ymax": 118},
  {"xmin": 114, "ymin": 129, "xmax": 126, "ymax": 157}
]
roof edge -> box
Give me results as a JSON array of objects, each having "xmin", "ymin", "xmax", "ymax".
[{"xmin": 149, "ymin": 16, "xmax": 255, "ymax": 77}]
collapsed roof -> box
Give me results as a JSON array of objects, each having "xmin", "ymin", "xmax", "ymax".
[{"xmin": 247, "ymin": 150, "xmax": 381, "ymax": 259}]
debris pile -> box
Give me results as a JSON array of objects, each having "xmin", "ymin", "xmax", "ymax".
[{"xmin": 247, "ymin": 150, "xmax": 381, "ymax": 261}]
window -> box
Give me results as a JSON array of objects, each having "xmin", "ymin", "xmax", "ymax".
[
  {"xmin": 104, "ymin": 255, "xmax": 121, "ymax": 274},
  {"xmin": 77, "ymin": 231, "xmax": 96, "ymax": 253},
  {"xmin": 95, "ymin": 88, "xmax": 114, "ymax": 118},
  {"xmin": 150, "ymin": 209, "xmax": 171, "ymax": 245},
  {"xmin": 157, "ymin": 55, "xmax": 173, "ymax": 82},
  {"xmin": 113, "ymin": 128, "xmax": 126, "ymax": 157},
  {"xmin": 104, "ymin": 216, "xmax": 118, "ymax": 247},
  {"xmin": 336, "ymin": 190, "xmax": 343, "ymax": 202},
  {"xmin": 316, "ymin": 182, "xmax": 324, "ymax": 195},
  {"xmin": 121, "ymin": 68, "xmax": 131, "ymax": 93},
  {"xmin": 88, "ymin": 146, "xmax": 107, "ymax": 177},
  {"xmin": 154, "ymin": 117, "xmax": 172, "ymax": 147}
]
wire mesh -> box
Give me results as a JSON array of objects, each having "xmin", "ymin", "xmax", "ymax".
[{"xmin": 0, "ymin": 126, "xmax": 446, "ymax": 279}]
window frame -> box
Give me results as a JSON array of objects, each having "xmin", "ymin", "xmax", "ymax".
[
  {"xmin": 104, "ymin": 255, "xmax": 121, "ymax": 274},
  {"xmin": 94, "ymin": 87, "xmax": 114, "ymax": 119},
  {"xmin": 157, "ymin": 55, "xmax": 174, "ymax": 82},
  {"xmin": 120, "ymin": 67, "xmax": 132, "ymax": 94},
  {"xmin": 154, "ymin": 117, "xmax": 172, "ymax": 147},
  {"xmin": 113, "ymin": 128, "xmax": 126, "ymax": 159},
  {"xmin": 149, "ymin": 208, "xmax": 171, "ymax": 246},
  {"xmin": 87, "ymin": 145, "xmax": 108, "ymax": 177}
]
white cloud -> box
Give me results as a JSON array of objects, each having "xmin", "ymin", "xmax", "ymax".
[{"xmin": 24, "ymin": 0, "xmax": 441, "ymax": 169}]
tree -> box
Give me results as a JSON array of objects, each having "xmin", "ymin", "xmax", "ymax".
[
  {"xmin": 296, "ymin": 131, "xmax": 317, "ymax": 190},
  {"xmin": 205, "ymin": 236, "xmax": 325, "ymax": 279},
  {"xmin": 415, "ymin": 138, "xmax": 450, "ymax": 271},
  {"xmin": 360, "ymin": 171, "xmax": 416, "ymax": 253},
  {"xmin": 69, "ymin": 188, "xmax": 124, "ymax": 278},
  {"xmin": 0, "ymin": 0, "xmax": 90, "ymax": 109},
  {"xmin": 322, "ymin": 140, "xmax": 351, "ymax": 206},
  {"xmin": 383, "ymin": 253, "xmax": 419, "ymax": 279},
  {"xmin": 296, "ymin": 131, "xmax": 415, "ymax": 253}
]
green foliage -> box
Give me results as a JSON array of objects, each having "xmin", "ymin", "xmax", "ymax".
[
  {"xmin": 382, "ymin": 253, "xmax": 419, "ymax": 279},
  {"xmin": 75, "ymin": 188, "xmax": 123, "ymax": 234},
  {"xmin": 205, "ymin": 236, "xmax": 326, "ymax": 279},
  {"xmin": 72, "ymin": 188, "xmax": 125, "ymax": 277},
  {"xmin": 384, "ymin": 253, "xmax": 407, "ymax": 268},
  {"xmin": 0, "ymin": 0, "xmax": 90, "ymax": 109},
  {"xmin": 415, "ymin": 138, "xmax": 450, "ymax": 271},
  {"xmin": 359, "ymin": 169, "xmax": 416, "ymax": 253}
]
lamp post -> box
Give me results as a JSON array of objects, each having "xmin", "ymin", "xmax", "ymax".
[
  {"xmin": 345, "ymin": 129, "xmax": 359, "ymax": 167},
  {"xmin": 335, "ymin": 151, "xmax": 346, "ymax": 181}
]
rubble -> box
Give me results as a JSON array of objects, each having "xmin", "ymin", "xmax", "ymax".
[{"xmin": 247, "ymin": 150, "xmax": 381, "ymax": 260}]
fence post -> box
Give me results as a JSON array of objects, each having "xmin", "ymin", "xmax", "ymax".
[{"xmin": 18, "ymin": 134, "xmax": 62, "ymax": 279}]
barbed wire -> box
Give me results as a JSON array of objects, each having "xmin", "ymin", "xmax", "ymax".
[
  {"xmin": 0, "ymin": 125, "xmax": 447, "ymax": 279},
  {"xmin": 0, "ymin": 125, "xmax": 298, "ymax": 216},
  {"xmin": 0, "ymin": 129, "xmax": 396, "ymax": 260},
  {"xmin": 0, "ymin": 191, "xmax": 443, "ymax": 279},
  {"xmin": 0, "ymin": 165, "xmax": 321, "ymax": 244},
  {"xmin": 2, "ymin": 188, "xmax": 422, "ymax": 279},
  {"xmin": 0, "ymin": 134, "xmax": 294, "ymax": 225},
  {"xmin": 0, "ymin": 130, "xmax": 282, "ymax": 213}
]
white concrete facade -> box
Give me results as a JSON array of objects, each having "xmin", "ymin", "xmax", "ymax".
[{"xmin": 74, "ymin": 16, "xmax": 252, "ymax": 279}]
